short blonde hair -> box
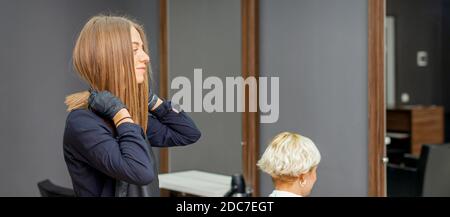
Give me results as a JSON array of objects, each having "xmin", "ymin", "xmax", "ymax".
[{"xmin": 257, "ymin": 132, "xmax": 321, "ymax": 179}]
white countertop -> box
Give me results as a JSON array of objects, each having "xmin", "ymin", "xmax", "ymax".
[{"xmin": 158, "ymin": 170, "xmax": 231, "ymax": 197}]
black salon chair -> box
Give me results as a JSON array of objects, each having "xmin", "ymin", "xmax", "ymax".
[
  {"xmin": 37, "ymin": 179, "xmax": 75, "ymax": 197},
  {"xmin": 387, "ymin": 144, "xmax": 450, "ymax": 197}
]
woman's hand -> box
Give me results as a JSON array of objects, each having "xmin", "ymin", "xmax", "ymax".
[{"xmin": 88, "ymin": 90, "xmax": 126, "ymax": 120}]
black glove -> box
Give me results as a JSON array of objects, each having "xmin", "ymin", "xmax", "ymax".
[
  {"xmin": 88, "ymin": 89, "xmax": 126, "ymax": 120},
  {"xmin": 148, "ymin": 89, "xmax": 159, "ymax": 111}
]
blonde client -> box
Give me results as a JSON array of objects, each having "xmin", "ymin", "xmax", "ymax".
[{"xmin": 257, "ymin": 132, "xmax": 321, "ymax": 197}]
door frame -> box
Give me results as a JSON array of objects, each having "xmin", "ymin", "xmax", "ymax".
[
  {"xmin": 157, "ymin": 0, "xmax": 261, "ymax": 196},
  {"xmin": 241, "ymin": 0, "xmax": 260, "ymax": 197},
  {"xmin": 368, "ymin": 0, "xmax": 386, "ymax": 197},
  {"xmin": 158, "ymin": 0, "xmax": 169, "ymax": 178}
]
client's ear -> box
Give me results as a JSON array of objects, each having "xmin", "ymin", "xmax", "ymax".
[{"xmin": 297, "ymin": 174, "xmax": 307, "ymax": 187}]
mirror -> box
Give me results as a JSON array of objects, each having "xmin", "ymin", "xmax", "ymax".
[{"xmin": 385, "ymin": 0, "xmax": 450, "ymax": 196}]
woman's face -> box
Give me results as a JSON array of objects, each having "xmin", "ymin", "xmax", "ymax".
[{"xmin": 130, "ymin": 26, "xmax": 150, "ymax": 84}]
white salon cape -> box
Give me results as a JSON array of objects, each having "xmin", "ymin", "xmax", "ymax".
[{"xmin": 268, "ymin": 190, "xmax": 303, "ymax": 197}]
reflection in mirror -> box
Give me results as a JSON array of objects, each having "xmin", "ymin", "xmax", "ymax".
[{"xmin": 385, "ymin": 0, "xmax": 450, "ymax": 197}]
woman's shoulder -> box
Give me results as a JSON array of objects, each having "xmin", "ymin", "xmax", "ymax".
[
  {"xmin": 63, "ymin": 109, "xmax": 116, "ymax": 153},
  {"xmin": 66, "ymin": 109, "xmax": 97, "ymax": 123},
  {"xmin": 65, "ymin": 109, "xmax": 108, "ymax": 131},
  {"xmin": 64, "ymin": 109, "xmax": 115, "ymax": 145}
]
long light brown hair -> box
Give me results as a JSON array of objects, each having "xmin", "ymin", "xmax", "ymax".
[{"xmin": 65, "ymin": 15, "xmax": 150, "ymax": 131}]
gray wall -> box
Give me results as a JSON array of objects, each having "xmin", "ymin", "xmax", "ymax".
[
  {"xmin": 168, "ymin": 0, "xmax": 242, "ymax": 176},
  {"xmin": 0, "ymin": 0, "xmax": 159, "ymax": 196},
  {"xmin": 259, "ymin": 0, "xmax": 369, "ymax": 196}
]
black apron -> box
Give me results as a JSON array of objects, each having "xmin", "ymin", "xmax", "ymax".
[
  {"xmin": 100, "ymin": 115, "xmax": 160, "ymax": 197},
  {"xmin": 115, "ymin": 134, "xmax": 160, "ymax": 197}
]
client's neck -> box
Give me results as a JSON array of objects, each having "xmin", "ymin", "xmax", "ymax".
[{"xmin": 274, "ymin": 182, "xmax": 305, "ymax": 197}]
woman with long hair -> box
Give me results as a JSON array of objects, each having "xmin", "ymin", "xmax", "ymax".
[{"xmin": 63, "ymin": 15, "xmax": 201, "ymax": 197}]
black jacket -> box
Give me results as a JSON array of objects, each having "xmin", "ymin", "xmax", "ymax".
[{"xmin": 63, "ymin": 101, "xmax": 201, "ymax": 197}]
